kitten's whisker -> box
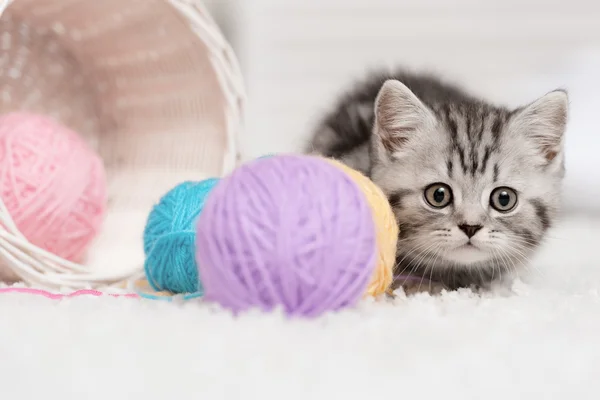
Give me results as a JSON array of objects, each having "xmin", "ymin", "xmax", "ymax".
[
  {"xmin": 497, "ymin": 233, "xmax": 540, "ymax": 247},
  {"xmin": 493, "ymin": 248, "xmax": 503, "ymax": 282},
  {"xmin": 508, "ymin": 249, "xmax": 531, "ymax": 269},
  {"xmin": 503, "ymin": 243, "xmax": 543, "ymax": 278},
  {"xmin": 416, "ymin": 245, "xmax": 442, "ymax": 291},
  {"xmin": 413, "ymin": 244, "xmax": 441, "ymax": 292},
  {"xmin": 492, "ymin": 246, "xmax": 512, "ymax": 279},
  {"xmin": 504, "ymin": 241, "xmax": 531, "ymax": 259},
  {"xmin": 397, "ymin": 242, "xmax": 439, "ymax": 289},
  {"xmin": 497, "ymin": 245, "xmax": 525, "ymax": 278},
  {"xmin": 491, "ymin": 248, "xmax": 501, "ymax": 281},
  {"xmin": 427, "ymin": 244, "xmax": 447, "ymax": 292},
  {"xmin": 407, "ymin": 242, "xmax": 438, "ymax": 275},
  {"xmin": 504, "ymin": 231, "xmax": 563, "ymax": 246},
  {"xmin": 502, "ymin": 239, "xmax": 540, "ymax": 270},
  {"xmin": 489, "ymin": 248, "xmax": 497, "ymax": 281},
  {"xmin": 508, "ymin": 236, "xmax": 540, "ymax": 247},
  {"xmin": 538, "ymin": 233, "xmax": 565, "ymax": 241},
  {"xmin": 429, "ymin": 244, "xmax": 445, "ymax": 283},
  {"xmin": 500, "ymin": 248, "xmax": 517, "ymax": 277},
  {"xmin": 394, "ymin": 240, "xmax": 436, "ymax": 276}
]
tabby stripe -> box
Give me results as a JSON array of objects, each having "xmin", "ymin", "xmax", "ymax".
[
  {"xmin": 446, "ymin": 105, "xmax": 458, "ymax": 144},
  {"xmin": 470, "ymin": 146, "xmax": 479, "ymax": 176},
  {"xmin": 457, "ymin": 144, "xmax": 468, "ymax": 174},
  {"xmin": 477, "ymin": 113, "xmax": 486, "ymax": 142},
  {"xmin": 531, "ymin": 198, "xmax": 551, "ymax": 231},
  {"xmin": 388, "ymin": 189, "xmax": 412, "ymax": 210},
  {"xmin": 491, "ymin": 113, "xmax": 503, "ymax": 147},
  {"xmin": 465, "ymin": 110, "xmax": 472, "ymax": 139},
  {"xmin": 480, "ymin": 146, "xmax": 491, "ymax": 174},
  {"xmin": 468, "ymin": 112, "xmax": 479, "ymax": 176}
]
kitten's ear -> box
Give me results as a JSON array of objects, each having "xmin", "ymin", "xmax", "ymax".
[
  {"xmin": 374, "ymin": 79, "xmax": 436, "ymax": 154},
  {"xmin": 510, "ymin": 90, "xmax": 569, "ymax": 163}
]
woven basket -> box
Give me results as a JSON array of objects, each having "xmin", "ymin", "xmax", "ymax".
[{"xmin": 0, "ymin": 0, "xmax": 245, "ymax": 290}]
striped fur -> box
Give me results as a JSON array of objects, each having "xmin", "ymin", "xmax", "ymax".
[{"xmin": 306, "ymin": 70, "xmax": 568, "ymax": 291}]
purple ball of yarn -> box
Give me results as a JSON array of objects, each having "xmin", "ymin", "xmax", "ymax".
[{"xmin": 195, "ymin": 154, "xmax": 377, "ymax": 317}]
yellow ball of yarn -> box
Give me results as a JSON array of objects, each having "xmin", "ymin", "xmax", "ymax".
[{"xmin": 324, "ymin": 158, "xmax": 399, "ymax": 297}]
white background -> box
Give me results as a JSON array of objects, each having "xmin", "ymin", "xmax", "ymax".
[{"xmin": 208, "ymin": 0, "xmax": 600, "ymax": 215}]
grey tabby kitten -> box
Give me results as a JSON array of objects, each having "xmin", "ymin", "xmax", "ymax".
[{"xmin": 306, "ymin": 70, "xmax": 568, "ymax": 293}]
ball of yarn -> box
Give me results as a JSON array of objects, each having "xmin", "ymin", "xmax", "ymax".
[
  {"xmin": 325, "ymin": 159, "xmax": 399, "ymax": 296},
  {"xmin": 0, "ymin": 112, "xmax": 107, "ymax": 262},
  {"xmin": 195, "ymin": 154, "xmax": 378, "ymax": 317},
  {"xmin": 143, "ymin": 178, "xmax": 220, "ymax": 294}
]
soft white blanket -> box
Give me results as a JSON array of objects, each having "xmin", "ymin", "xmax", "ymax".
[{"xmin": 0, "ymin": 215, "xmax": 598, "ymax": 400}]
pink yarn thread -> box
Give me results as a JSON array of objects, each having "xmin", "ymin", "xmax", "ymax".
[
  {"xmin": 0, "ymin": 287, "xmax": 138, "ymax": 299},
  {"xmin": 0, "ymin": 112, "xmax": 107, "ymax": 262}
]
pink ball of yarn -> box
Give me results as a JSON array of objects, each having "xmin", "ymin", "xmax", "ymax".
[{"xmin": 0, "ymin": 112, "xmax": 107, "ymax": 262}]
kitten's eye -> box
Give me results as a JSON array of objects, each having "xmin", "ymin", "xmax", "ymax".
[
  {"xmin": 490, "ymin": 187, "xmax": 518, "ymax": 212},
  {"xmin": 424, "ymin": 183, "xmax": 453, "ymax": 209}
]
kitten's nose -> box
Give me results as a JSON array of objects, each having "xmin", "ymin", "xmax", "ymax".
[{"xmin": 458, "ymin": 224, "xmax": 483, "ymax": 238}]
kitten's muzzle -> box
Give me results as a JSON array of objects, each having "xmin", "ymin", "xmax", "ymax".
[{"xmin": 458, "ymin": 224, "xmax": 483, "ymax": 238}]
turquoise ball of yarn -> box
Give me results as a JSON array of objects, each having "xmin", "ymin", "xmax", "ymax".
[{"xmin": 143, "ymin": 178, "xmax": 220, "ymax": 294}]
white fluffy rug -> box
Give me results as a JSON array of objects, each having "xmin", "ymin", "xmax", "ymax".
[{"xmin": 0, "ymin": 214, "xmax": 599, "ymax": 400}]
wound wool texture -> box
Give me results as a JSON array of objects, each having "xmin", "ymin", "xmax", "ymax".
[
  {"xmin": 324, "ymin": 158, "xmax": 398, "ymax": 297},
  {"xmin": 0, "ymin": 112, "xmax": 107, "ymax": 265},
  {"xmin": 143, "ymin": 179, "xmax": 220, "ymax": 294},
  {"xmin": 195, "ymin": 155, "xmax": 377, "ymax": 317}
]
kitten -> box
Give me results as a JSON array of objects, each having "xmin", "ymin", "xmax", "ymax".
[{"xmin": 305, "ymin": 70, "xmax": 568, "ymax": 293}]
